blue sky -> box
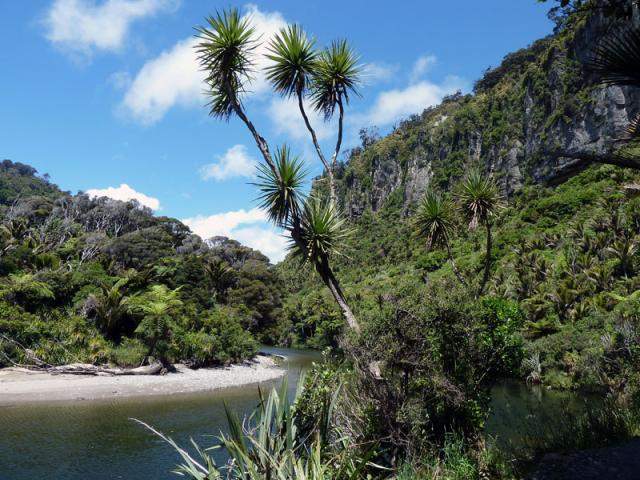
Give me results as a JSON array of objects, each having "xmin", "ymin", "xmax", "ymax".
[{"xmin": 0, "ymin": 1, "xmax": 553, "ymax": 262}]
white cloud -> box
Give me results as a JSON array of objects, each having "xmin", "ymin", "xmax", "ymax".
[
  {"xmin": 119, "ymin": 37, "xmax": 203, "ymax": 124},
  {"xmin": 410, "ymin": 54, "xmax": 437, "ymax": 82},
  {"xmin": 182, "ymin": 208, "xmax": 288, "ymax": 262},
  {"xmin": 242, "ymin": 4, "xmax": 287, "ymax": 96},
  {"xmin": 200, "ymin": 144, "xmax": 257, "ymax": 181},
  {"xmin": 86, "ymin": 183, "xmax": 161, "ymax": 210},
  {"xmin": 359, "ymin": 76, "xmax": 465, "ymax": 127},
  {"xmin": 233, "ymin": 226, "xmax": 289, "ymax": 263},
  {"xmin": 119, "ymin": 4, "xmax": 286, "ymax": 124},
  {"xmin": 362, "ymin": 62, "xmax": 397, "ymax": 84},
  {"xmin": 43, "ymin": 0, "xmax": 177, "ymax": 59},
  {"xmin": 268, "ymin": 97, "xmax": 334, "ymax": 141}
]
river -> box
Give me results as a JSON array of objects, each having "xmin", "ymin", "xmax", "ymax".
[
  {"xmin": 0, "ymin": 349, "xmax": 594, "ymax": 480},
  {"xmin": 0, "ymin": 347, "xmax": 320, "ymax": 480}
]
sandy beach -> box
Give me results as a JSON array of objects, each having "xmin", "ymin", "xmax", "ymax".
[{"xmin": 0, "ymin": 355, "xmax": 285, "ymax": 405}]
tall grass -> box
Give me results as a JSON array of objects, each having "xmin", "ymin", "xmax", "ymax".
[{"xmin": 135, "ymin": 377, "xmax": 371, "ymax": 479}]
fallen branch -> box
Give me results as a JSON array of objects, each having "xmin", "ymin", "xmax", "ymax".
[{"xmin": 1, "ymin": 333, "xmax": 164, "ymax": 376}]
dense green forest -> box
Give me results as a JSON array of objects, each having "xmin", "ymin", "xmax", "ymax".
[
  {"xmin": 0, "ymin": 159, "xmax": 284, "ymax": 369},
  {"xmin": 180, "ymin": 0, "xmax": 639, "ymax": 478},
  {"xmin": 4, "ymin": 0, "xmax": 640, "ymax": 478}
]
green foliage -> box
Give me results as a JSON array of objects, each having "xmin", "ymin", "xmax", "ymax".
[
  {"xmin": 142, "ymin": 379, "xmax": 368, "ymax": 479},
  {"xmin": 266, "ymin": 24, "xmax": 317, "ymax": 97},
  {"xmin": 414, "ymin": 190, "xmax": 456, "ymax": 250},
  {"xmin": 179, "ymin": 305, "xmax": 258, "ymax": 367},
  {"xmin": 457, "ymin": 170, "xmax": 501, "ymax": 231},
  {"xmin": 196, "ymin": 9, "xmax": 257, "ymax": 119},
  {"xmin": 0, "ymin": 161, "xmax": 280, "ymax": 369},
  {"xmin": 0, "ymin": 160, "xmax": 61, "ymax": 206},
  {"xmin": 310, "ymin": 40, "xmax": 361, "ymax": 119},
  {"xmin": 130, "ymin": 285, "xmax": 183, "ymax": 362},
  {"xmin": 255, "ymin": 145, "xmax": 307, "ymax": 226},
  {"xmin": 349, "ymin": 282, "xmax": 524, "ymax": 457},
  {"xmin": 396, "ymin": 435, "xmax": 514, "ymax": 480},
  {"xmin": 110, "ymin": 337, "xmax": 147, "ymax": 368},
  {"xmin": 295, "ymin": 197, "xmax": 351, "ymax": 262}
]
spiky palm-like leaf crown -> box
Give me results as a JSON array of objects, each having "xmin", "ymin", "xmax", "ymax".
[
  {"xmin": 457, "ymin": 170, "xmax": 501, "ymax": 230},
  {"xmin": 265, "ymin": 24, "xmax": 317, "ymax": 97},
  {"xmin": 255, "ymin": 145, "xmax": 307, "ymax": 227},
  {"xmin": 196, "ymin": 9, "xmax": 257, "ymax": 119},
  {"xmin": 311, "ymin": 40, "xmax": 361, "ymax": 119},
  {"xmin": 414, "ymin": 190, "xmax": 456, "ymax": 250}
]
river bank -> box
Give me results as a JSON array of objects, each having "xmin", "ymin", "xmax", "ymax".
[{"xmin": 0, "ymin": 354, "xmax": 284, "ymax": 405}]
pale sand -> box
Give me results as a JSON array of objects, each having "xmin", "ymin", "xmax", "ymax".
[{"xmin": 0, "ymin": 355, "xmax": 285, "ymax": 405}]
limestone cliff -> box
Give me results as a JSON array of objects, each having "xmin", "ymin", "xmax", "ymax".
[{"xmin": 329, "ymin": 1, "xmax": 640, "ymax": 218}]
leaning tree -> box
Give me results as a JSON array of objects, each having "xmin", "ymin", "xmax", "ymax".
[{"xmin": 195, "ymin": 10, "xmax": 361, "ymax": 333}]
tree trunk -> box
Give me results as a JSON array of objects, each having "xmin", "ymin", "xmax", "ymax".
[
  {"xmin": 225, "ymin": 84, "xmax": 360, "ymax": 335},
  {"xmin": 315, "ymin": 256, "xmax": 360, "ymax": 334},
  {"xmin": 548, "ymin": 148, "xmax": 640, "ymax": 171},
  {"xmin": 446, "ymin": 242, "xmax": 467, "ymax": 286},
  {"xmin": 223, "ymin": 81, "xmax": 278, "ymax": 176},
  {"xmin": 297, "ymin": 91, "xmax": 336, "ymax": 203},
  {"xmin": 328, "ymin": 99, "xmax": 345, "ymax": 206},
  {"xmin": 478, "ymin": 223, "xmax": 492, "ymax": 297}
]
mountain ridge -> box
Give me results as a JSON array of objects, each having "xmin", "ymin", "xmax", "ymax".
[{"xmin": 324, "ymin": 3, "xmax": 639, "ymax": 219}]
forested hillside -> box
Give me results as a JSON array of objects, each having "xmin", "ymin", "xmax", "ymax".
[
  {"xmin": 0, "ymin": 160, "xmax": 283, "ymax": 369},
  {"xmin": 279, "ymin": 0, "xmax": 640, "ymax": 393},
  {"xmin": 4, "ymin": 1, "xmax": 640, "ymax": 477}
]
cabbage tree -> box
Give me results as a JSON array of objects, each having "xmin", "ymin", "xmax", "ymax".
[
  {"xmin": 414, "ymin": 190, "xmax": 467, "ymax": 285},
  {"xmin": 265, "ymin": 25, "xmax": 361, "ymax": 204},
  {"xmin": 196, "ymin": 10, "xmax": 360, "ymax": 333},
  {"xmin": 457, "ymin": 171, "xmax": 501, "ymax": 296}
]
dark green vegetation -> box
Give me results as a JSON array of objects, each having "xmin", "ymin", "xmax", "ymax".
[
  {"xmin": 5, "ymin": 1, "xmax": 640, "ymax": 479},
  {"xmin": 159, "ymin": 1, "xmax": 640, "ymax": 478},
  {"xmin": 0, "ymin": 160, "xmax": 284, "ymax": 369}
]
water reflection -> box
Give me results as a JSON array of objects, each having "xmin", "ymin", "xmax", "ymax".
[{"xmin": 0, "ymin": 347, "xmax": 320, "ymax": 480}]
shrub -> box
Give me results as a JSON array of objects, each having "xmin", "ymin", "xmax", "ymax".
[
  {"xmin": 178, "ymin": 306, "xmax": 258, "ymax": 367},
  {"xmin": 110, "ymin": 337, "xmax": 147, "ymax": 368}
]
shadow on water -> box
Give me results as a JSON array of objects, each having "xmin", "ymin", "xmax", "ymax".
[
  {"xmin": 486, "ymin": 380, "xmax": 601, "ymax": 455},
  {"xmin": 0, "ymin": 354, "xmax": 607, "ymax": 480},
  {"xmin": 0, "ymin": 347, "xmax": 321, "ymax": 480}
]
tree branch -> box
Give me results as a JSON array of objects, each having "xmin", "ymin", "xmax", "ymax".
[
  {"xmin": 223, "ymin": 80, "xmax": 278, "ymax": 177},
  {"xmin": 549, "ymin": 148, "xmax": 640, "ymax": 171},
  {"xmin": 297, "ymin": 90, "xmax": 337, "ymax": 204}
]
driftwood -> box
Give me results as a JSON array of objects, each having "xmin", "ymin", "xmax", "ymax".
[
  {"xmin": 47, "ymin": 362, "xmax": 163, "ymax": 376},
  {"xmin": 0, "ymin": 334, "xmax": 164, "ymax": 376}
]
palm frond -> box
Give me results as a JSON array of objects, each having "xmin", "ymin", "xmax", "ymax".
[
  {"xmin": 292, "ymin": 197, "xmax": 351, "ymax": 262},
  {"xmin": 586, "ymin": 25, "xmax": 640, "ymax": 87},
  {"xmin": 195, "ymin": 9, "xmax": 258, "ymax": 119},
  {"xmin": 265, "ymin": 24, "xmax": 317, "ymax": 97},
  {"xmin": 254, "ymin": 145, "xmax": 307, "ymax": 227},
  {"xmin": 626, "ymin": 112, "xmax": 640, "ymax": 138},
  {"xmin": 414, "ymin": 190, "xmax": 455, "ymax": 250},
  {"xmin": 310, "ymin": 40, "xmax": 361, "ymax": 119},
  {"xmin": 457, "ymin": 170, "xmax": 501, "ymax": 230}
]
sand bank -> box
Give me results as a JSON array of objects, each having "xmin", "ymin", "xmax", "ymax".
[{"xmin": 0, "ymin": 355, "xmax": 284, "ymax": 405}]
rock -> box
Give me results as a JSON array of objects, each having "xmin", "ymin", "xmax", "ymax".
[{"xmin": 328, "ymin": 1, "xmax": 640, "ymax": 219}]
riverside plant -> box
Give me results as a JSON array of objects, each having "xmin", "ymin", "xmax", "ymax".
[
  {"xmin": 135, "ymin": 378, "xmax": 372, "ymax": 479},
  {"xmin": 195, "ymin": 9, "xmax": 362, "ymax": 335}
]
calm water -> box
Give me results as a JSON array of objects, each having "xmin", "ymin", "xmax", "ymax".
[
  {"xmin": 0, "ymin": 347, "xmax": 320, "ymax": 480},
  {"xmin": 487, "ymin": 380, "xmax": 597, "ymax": 452},
  {"xmin": 0, "ymin": 351, "xmax": 593, "ymax": 480}
]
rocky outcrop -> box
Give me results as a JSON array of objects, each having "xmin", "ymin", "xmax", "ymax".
[{"xmin": 332, "ymin": 1, "xmax": 640, "ymax": 218}]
